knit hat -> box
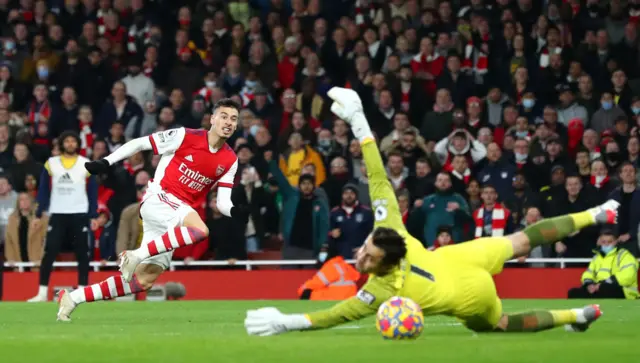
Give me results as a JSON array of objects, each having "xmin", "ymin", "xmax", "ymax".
[{"xmin": 342, "ymin": 183, "xmax": 359, "ymax": 196}]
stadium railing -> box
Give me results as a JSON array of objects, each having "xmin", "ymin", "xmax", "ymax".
[{"xmin": 1, "ymin": 258, "xmax": 613, "ymax": 272}]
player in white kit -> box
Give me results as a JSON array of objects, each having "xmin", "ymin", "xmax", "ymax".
[{"xmin": 56, "ymin": 98, "xmax": 248, "ymax": 321}]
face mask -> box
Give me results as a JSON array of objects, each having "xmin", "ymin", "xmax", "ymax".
[
  {"xmin": 37, "ymin": 66, "xmax": 49, "ymax": 79},
  {"xmin": 515, "ymin": 131, "xmax": 529, "ymax": 138},
  {"xmin": 522, "ymin": 99, "xmax": 535, "ymax": 108},
  {"xmin": 205, "ymin": 80, "xmax": 216, "ymax": 88},
  {"xmin": 601, "ymin": 245, "xmax": 615, "ymax": 254},
  {"xmin": 632, "ymin": 107, "xmax": 640, "ymax": 115},
  {"xmin": 249, "ymin": 124, "xmax": 260, "ymax": 137},
  {"xmin": 245, "ymin": 80, "xmax": 256, "ymax": 88},
  {"xmin": 179, "ymin": 19, "xmax": 191, "ymax": 27},
  {"xmin": 515, "ymin": 152, "xmax": 528, "ymax": 162},
  {"xmin": 318, "ymin": 251, "xmax": 328, "ymax": 263},
  {"xmin": 601, "ymin": 101, "xmax": 613, "ymax": 110},
  {"xmin": 318, "ymin": 139, "xmax": 331, "ymax": 147},
  {"xmin": 4, "ymin": 41, "xmax": 15, "ymax": 51}
]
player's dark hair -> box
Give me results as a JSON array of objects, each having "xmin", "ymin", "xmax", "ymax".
[
  {"xmin": 213, "ymin": 98, "xmax": 241, "ymax": 113},
  {"xmin": 58, "ymin": 130, "xmax": 81, "ymax": 153},
  {"xmin": 371, "ymin": 227, "xmax": 407, "ymax": 267}
]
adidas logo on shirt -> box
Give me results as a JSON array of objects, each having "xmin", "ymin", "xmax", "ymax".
[
  {"xmin": 58, "ymin": 173, "xmax": 73, "ymax": 183},
  {"xmin": 185, "ymin": 155, "xmax": 193, "ymax": 162}
]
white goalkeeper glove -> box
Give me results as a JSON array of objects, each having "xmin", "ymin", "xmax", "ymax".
[
  {"xmin": 244, "ymin": 307, "xmax": 312, "ymax": 336},
  {"xmin": 327, "ymin": 87, "xmax": 373, "ymax": 142}
]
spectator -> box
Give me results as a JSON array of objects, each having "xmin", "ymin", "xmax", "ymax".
[
  {"xmin": 434, "ymin": 129, "xmax": 487, "ymax": 171},
  {"xmin": 472, "ymin": 184, "xmax": 515, "ymax": 239},
  {"xmin": 420, "ymin": 88, "xmax": 454, "ymax": 143},
  {"xmin": 405, "ymin": 157, "xmax": 435, "ymax": 203},
  {"xmin": 504, "ymin": 170, "xmax": 538, "ymax": 228},
  {"xmin": 328, "ymin": 184, "xmax": 373, "ymax": 260},
  {"xmin": 269, "ymin": 161, "xmax": 329, "ymax": 262},
  {"xmin": 0, "ymin": 173, "xmax": 17, "ymax": 249},
  {"xmin": 321, "ymin": 156, "xmax": 352, "ymax": 208},
  {"xmin": 278, "ymin": 111, "xmax": 318, "ymax": 151},
  {"xmin": 278, "ymin": 132, "xmax": 326, "ymax": 187},
  {"xmin": 96, "ymin": 81, "xmax": 143, "ymax": 138},
  {"xmin": 449, "ymin": 154, "xmax": 471, "ymax": 197},
  {"xmin": 609, "ymin": 162, "xmax": 640, "ymax": 256},
  {"xmin": 429, "ymin": 225, "xmax": 454, "ymax": 251},
  {"xmin": 9, "ymin": 142, "xmax": 42, "ymax": 192},
  {"xmin": 206, "ymin": 189, "xmax": 247, "ymax": 267},
  {"xmin": 4, "ymin": 192, "xmax": 45, "ymax": 269},
  {"xmin": 557, "ymin": 84, "xmax": 589, "ymax": 127},
  {"xmin": 233, "ymin": 166, "xmax": 269, "ymax": 253},
  {"xmin": 476, "ymin": 143, "xmax": 516, "ymax": 200},
  {"xmin": 386, "ymin": 151, "xmax": 408, "ymax": 191},
  {"xmin": 590, "ymin": 159, "xmax": 618, "ymax": 203},
  {"xmin": 552, "ymin": 174, "xmax": 599, "ymax": 258},
  {"xmin": 115, "ymin": 171, "xmax": 147, "ymax": 257},
  {"xmin": 121, "ymin": 56, "xmax": 155, "ymax": 106},
  {"xmin": 590, "ymin": 92, "xmax": 626, "ymax": 134},
  {"xmin": 414, "ymin": 172, "xmax": 471, "ymax": 247},
  {"xmin": 568, "ymin": 227, "xmax": 638, "ymax": 299}
]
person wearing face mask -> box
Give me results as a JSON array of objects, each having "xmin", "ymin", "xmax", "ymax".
[
  {"xmin": 315, "ymin": 128, "xmax": 341, "ymax": 164},
  {"xmin": 590, "ymin": 92, "xmax": 626, "ymax": 134},
  {"xmin": 567, "ymin": 227, "xmax": 638, "ymax": 300},
  {"xmin": 121, "ymin": 56, "xmax": 155, "ymax": 106},
  {"xmin": 519, "ymin": 92, "xmax": 543, "ymax": 124}
]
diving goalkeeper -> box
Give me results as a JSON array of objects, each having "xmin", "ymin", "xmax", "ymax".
[{"xmin": 244, "ymin": 87, "xmax": 615, "ymax": 336}]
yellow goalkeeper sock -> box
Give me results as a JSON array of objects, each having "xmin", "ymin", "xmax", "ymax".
[{"xmin": 569, "ymin": 211, "xmax": 596, "ymax": 230}]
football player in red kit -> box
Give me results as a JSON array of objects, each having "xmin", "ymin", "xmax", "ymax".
[{"xmin": 56, "ymin": 98, "xmax": 248, "ymax": 321}]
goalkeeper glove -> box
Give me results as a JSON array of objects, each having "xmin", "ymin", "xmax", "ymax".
[{"xmin": 85, "ymin": 159, "xmax": 110, "ymax": 175}]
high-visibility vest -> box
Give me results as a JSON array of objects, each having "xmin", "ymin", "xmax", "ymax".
[
  {"xmin": 581, "ymin": 247, "xmax": 639, "ymax": 300},
  {"xmin": 298, "ymin": 256, "xmax": 361, "ymax": 300}
]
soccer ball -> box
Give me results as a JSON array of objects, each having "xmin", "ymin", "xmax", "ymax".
[{"xmin": 376, "ymin": 296, "xmax": 424, "ymax": 340}]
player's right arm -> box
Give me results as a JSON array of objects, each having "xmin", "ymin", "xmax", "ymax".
[
  {"xmin": 361, "ymin": 138, "xmax": 408, "ymax": 234},
  {"xmin": 245, "ymin": 277, "xmax": 397, "ymax": 336},
  {"xmin": 304, "ymin": 277, "xmax": 395, "ymax": 329},
  {"xmin": 86, "ymin": 128, "xmax": 186, "ymax": 175},
  {"xmin": 105, "ymin": 128, "xmax": 186, "ymax": 165}
]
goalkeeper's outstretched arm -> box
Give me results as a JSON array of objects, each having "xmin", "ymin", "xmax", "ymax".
[{"xmin": 304, "ymin": 279, "xmax": 395, "ymax": 329}]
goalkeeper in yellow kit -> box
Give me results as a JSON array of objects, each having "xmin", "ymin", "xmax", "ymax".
[{"xmin": 244, "ymin": 87, "xmax": 615, "ymax": 336}]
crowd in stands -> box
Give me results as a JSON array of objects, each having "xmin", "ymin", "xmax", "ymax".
[{"xmin": 1, "ymin": 0, "xmax": 640, "ymax": 273}]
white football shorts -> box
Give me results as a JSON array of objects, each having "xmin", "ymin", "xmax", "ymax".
[{"xmin": 139, "ymin": 190, "xmax": 195, "ymax": 270}]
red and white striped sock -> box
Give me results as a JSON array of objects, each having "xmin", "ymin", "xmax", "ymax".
[
  {"xmin": 68, "ymin": 275, "xmax": 145, "ymax": 304},
  {"xmin": 133, "ymin": 226, "xmax": 207, "ymax": 260}
]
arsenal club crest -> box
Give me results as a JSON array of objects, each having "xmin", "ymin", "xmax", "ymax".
[{"xmin": 216, "ymin": 165, "xmax": 225, "ymax": 176}]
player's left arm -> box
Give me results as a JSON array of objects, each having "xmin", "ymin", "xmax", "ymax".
[
  {"xmin": 304, "ymin": 279, "xmax": 395, "ymax": 329},
  {"xmin": 216, "ymin": 159, "xmax": 238, "ymax": 217}
]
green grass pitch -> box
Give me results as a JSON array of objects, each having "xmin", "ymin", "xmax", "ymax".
[{"xmin": 0, "ymin": 300, "xmax": 637, "ymax": 363}]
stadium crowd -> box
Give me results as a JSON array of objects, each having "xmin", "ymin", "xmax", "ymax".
[{"xmin": 1, "ymin": 0, "xmax": 640, "ymax": 285}]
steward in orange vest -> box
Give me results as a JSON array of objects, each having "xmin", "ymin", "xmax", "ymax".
[{"xmin": 298, "ymin": 256, "xmax": 360, "ymax": 300}]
